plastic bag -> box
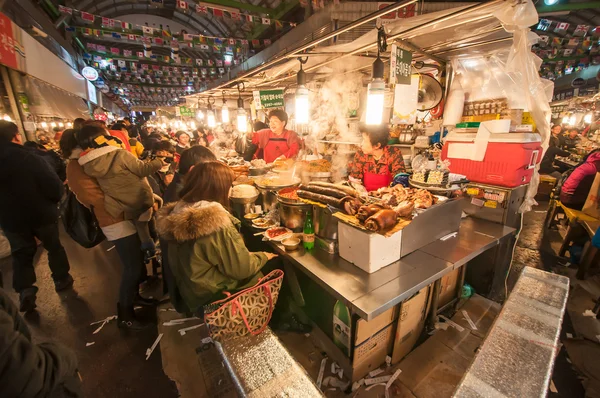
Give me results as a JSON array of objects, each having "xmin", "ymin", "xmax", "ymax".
[{"xmin": 61, "ymin": 189, "xmax": 105, "ymax": 248}]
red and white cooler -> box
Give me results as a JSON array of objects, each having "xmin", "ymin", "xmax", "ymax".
[{"xmin": 441, "ymin": 131, "xmax": 542, "ymax": 188}]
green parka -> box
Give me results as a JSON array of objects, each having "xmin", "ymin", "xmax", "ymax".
[{"xmin": 156, "ymin": 201, "xmax": 268, "ymax": 313}]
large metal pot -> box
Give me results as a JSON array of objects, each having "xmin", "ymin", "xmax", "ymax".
[
  {"xmin": 255, "ymin": 177, "xmax": 301, "ymax": 212},
  {"xmin": 279, "ymin": 201, "xmax": 310, "ymax": 232},
  {"xmin": 314, "ymin": 205, "xmax": 338, "ymax": 240},
  {"xmin": 230, "ymin": 194, "xmax": 259, "ymax": 219}
]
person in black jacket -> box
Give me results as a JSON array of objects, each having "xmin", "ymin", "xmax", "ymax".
[
  {"xmin": 23, "ymin": 141, "xmax": 67, "ymax": 182},
  {"xmin": 148, "ymin": 141, "xmax": 175, "ymax": 198},
  {"xmin": 0, "ymin": 122, "xmax": 73, "ymax": 312},
  {"xmin": 540, "ymin": 138, "xmax": 571, "ymax": 178},
  {"xmin": 0, "ymin": 287, "xmax": 82, "ymax": 397}
]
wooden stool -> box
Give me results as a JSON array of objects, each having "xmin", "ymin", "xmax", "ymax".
[{"xmin": 557, "ymin": 203, "xmax": 599, "ymax": 258}]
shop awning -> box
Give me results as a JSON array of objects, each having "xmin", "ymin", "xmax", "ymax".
[{"xmin": 24, "ymin": 76, "xmax": 90, "ymax": 119}]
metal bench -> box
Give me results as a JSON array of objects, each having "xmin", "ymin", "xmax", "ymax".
[{"xmin": 454, "ymin": 266, "xmax": 569, "ymax": 397}]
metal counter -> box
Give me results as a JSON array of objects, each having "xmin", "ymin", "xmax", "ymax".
[{"xmin": 270, "ymin": 217, "xmax": 516, "ymax": 321}]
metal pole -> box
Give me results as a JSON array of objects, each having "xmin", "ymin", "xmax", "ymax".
[
  {"xmin": 303, "ymin": 0, "xmax": 504, "ymax": 75},
  {"xmin": 0, "ymin": 66, "xmax": 25, "ymax": 141},
  {"xmin": 427, "ymin": 279, "xmax": 442, "ymax": 332},
  {"xmin": 204, "ymin": 0, "xmax": 420, "ymax": 91}
]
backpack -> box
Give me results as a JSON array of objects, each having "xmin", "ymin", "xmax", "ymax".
[{"xmin": 61, "ymin": 189, "xmax": 105, "ymax": 248}]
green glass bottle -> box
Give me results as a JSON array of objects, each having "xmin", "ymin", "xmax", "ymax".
[
  {"xmin": 303, "ymin": 209, "xmax": 315, "ymax": 250},
  {"xmin": 333, "ymin": 300, "xmax": 351, "ymax": 356}
]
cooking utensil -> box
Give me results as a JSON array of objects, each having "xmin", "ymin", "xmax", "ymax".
[{"xmin": 256, "ymin": 177, "xmax": 301, "ymax": 212}]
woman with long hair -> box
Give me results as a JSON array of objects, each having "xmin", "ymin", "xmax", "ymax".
[{"xmin": 156, "ymin": 162, "xmax": 276, "ymax": 313}]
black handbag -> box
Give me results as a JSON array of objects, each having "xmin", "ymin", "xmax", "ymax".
[{"xmin": 61, "ymin": 189, "xmax": 105, "ymax": 248}]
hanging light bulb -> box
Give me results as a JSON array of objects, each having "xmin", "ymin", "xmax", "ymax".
[
  {"xmin": 366, "ymin": 27, "xmax": 387, "ymax": 125},
  {"xmin": 50, "ymin": 122, "xmax": 57, "ymax": 128},
  {"xmin": 584, "ymin": 113, "xmax": 593, "ymax": 124},
  {"xmin": 161, "ymin": 122, "xmax": 167, "ymax": 129},
  {"xmin": 2, "ymin": 115, "xmax": 11, "ymax": 122},
  {"xmin": 66, "ymin": 121, "xmax": 73, "ymax": 128},
  {"xmin": 189, "ymin": 121, "xmax": 196, "ymax": 129},
  {"xmin": 207, "ymin": 98, "xmax": 216, "ymax": 128},
  {"xmin": 295, "ymin": 59, "xmax": 309, "ymax": 124},
  {"xmin": 41, "ymin": 121, "xmax": 48, "ymax": 128},
  {"xmin": 197, "ymin": 109, "xmax": 204, "ymax": 120},
  {"xmin": 59, "ymin": 122, "xmax": 65, "ymax": 128},
  {"xmin": 221, "ymin": 91, "xmax": 229, "ymax": 123}
]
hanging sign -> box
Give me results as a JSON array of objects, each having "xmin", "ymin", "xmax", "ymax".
[
  {"xmin": 178, "ymin": 106, "xmax": 194, "ymax": 117},
  {"xmin": 390, "ymin": 44, "xmax": 412, "ymax": 85},
  {"xmin": 82, "ymin": 66, "xmax": 99, "ymax": 81},
  {"xmin": 0, "ymin": 13, "xmax": 19, "ymax": 70},
  {"xmin": 392, "ymin": 75, "xmax": 419, "ymax": 124},
  {"xmin": 377, "ymin": 3, "xmax": 416, "ymax": 23},
  {"xmin": 253, "ymin": 89, "xmax": 284, "ymax": 109}
]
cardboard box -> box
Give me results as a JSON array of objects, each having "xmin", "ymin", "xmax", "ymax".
[
  {"xmin": 392, "ymin": 285, "xmax": 431, "ymax": 364},
  {"xmin": 355, "ymin": 306, "xmax": 398, "ymax": 346},
  {"xmin": 352, "ymin": 323, "xmax": 395, "ymax": 381},
  {"xmin": 439, "ymin": 268, "xmax": 461, "ymax": 308}
]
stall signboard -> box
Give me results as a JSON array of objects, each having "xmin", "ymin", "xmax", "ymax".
[
  {"xmin": 253, "ymin": 89, "xmax": 284, "ymax": 109},
  {"xmin": 390, "ymin": 45, "xmax": 412, "ymax": 85},
  {"xmin": 82, "ymin": 66, "xmax": 99, "ymax": 82},
  {"xmin": 0, "ymin": 13, "xmax": 19, "ymax": 70},
  {"xmin": 178, "ymin": 106, "xmax": 195, "ymax": 117},
  {"xmin": 377, "ymin": 3, "xmax": 416, "ymax": 24}
]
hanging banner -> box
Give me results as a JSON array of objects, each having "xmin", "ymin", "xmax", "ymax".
[
  {"xmin": 253, "ymin": 89, "xmax": 284, "ymax": 109},
  {"xmin": 390, "ymin": 44, "xmax": 412, "ymax": 85},
  {"xmin": 0, "ymin": 13, "xmax": 20, "ymax": 70},
  {"xmin": 392, "ymin": 75, "xmax": 419, "ymax": 124}
]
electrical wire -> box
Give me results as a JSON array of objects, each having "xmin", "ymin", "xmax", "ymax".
[{"xmin": 505, "ymin": 211, "xmax": 524, "ymax": 300}]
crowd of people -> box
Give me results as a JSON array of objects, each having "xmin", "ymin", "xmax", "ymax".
[{"xmin": 0, "ymin": 108, "xmax": 412, "ymax": 395}]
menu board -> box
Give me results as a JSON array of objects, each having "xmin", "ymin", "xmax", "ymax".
[{"xmin": 390, "ymin": 44, "xmax": 412, "ymax": 85}]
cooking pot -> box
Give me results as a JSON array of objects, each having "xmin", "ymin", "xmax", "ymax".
[
  {"xmin": 314, "ymin": 206, "xmax": 338, "ymax": 240},
  {"xmin": 255, "ymin": 177, "xmax": 301, "ymax": 212},
  {"xmin": 278, "ymin": 201, "xmax": 310, "ymax": 232}
]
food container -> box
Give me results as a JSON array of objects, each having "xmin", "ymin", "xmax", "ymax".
[
  {"xmin": 230, "ymin": 194, "xmax": 260, "ymax": 219},
  {"xmin": 249, "ymin": 166, "xmax": 272, "ymax": 176},
  {"xmin": 255, "ymin": 177, "xmax": 301, "ymax": 212},
  {"xmin": 314, "ymin": 205, "xmax": 338, "ymax": 241},
  {"xmin": 338, "ymin": 199, "xmax": 462, "ymax": 273},
  {"xmin": 301, "ymin": 171, "xmax": 332, "ymax": 184},
  {"xmin": 279, "ymin": 201, "xmax": 310, "ymax": 232},
  {"xmin": 441, "ymin": 131, "xmax": 541, "ymax": 187},
  {"xmin": 282, "ymin": 237, "xmax": 301, "ymax": 252}
]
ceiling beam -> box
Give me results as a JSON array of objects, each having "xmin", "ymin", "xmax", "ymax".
[
  {"xmin": 197, "ymin": 0, "xmax": 274, "ymax": 16},
  {"xmin": 248, "ymin": 0, "xmax": 299, "ymax": 40},
  {"xmin": 536, "ymin": 2, "xmax": 600, "ymax": 13}
]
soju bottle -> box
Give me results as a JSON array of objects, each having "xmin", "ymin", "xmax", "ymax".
[
  {"xmin": 303, "ymin": 209, "xmax": 315, "ymax": 251},
  {"xmin": 333, "ymin": 300, "xmax": 351, "ymax": 356}
]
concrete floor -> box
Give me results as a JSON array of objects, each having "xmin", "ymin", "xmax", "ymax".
[
  {"xmin": 0, "ymin": 224, "xmax": 178, "ymax": 398},
  {"xmin": 0, "ymin": 201, "xmax": 597, "ymax": 397}
]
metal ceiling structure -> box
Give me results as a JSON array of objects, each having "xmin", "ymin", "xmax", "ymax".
[{"xmin": 184, "ymin": 0, "xmax": 515, "ymax": 102}]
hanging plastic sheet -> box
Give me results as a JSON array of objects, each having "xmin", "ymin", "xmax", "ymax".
[{"xmin": 24, "ymin": 76, "xmax": 90, "ymax": 119}]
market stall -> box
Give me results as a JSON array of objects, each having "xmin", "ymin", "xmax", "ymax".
[{"xmin": 185, "ymin": 0, "xmax": 553, "ymax": 389}]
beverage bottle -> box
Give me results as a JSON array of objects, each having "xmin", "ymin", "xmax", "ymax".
[
  {"xmin": 303, "ymin": 209, "xmax": 315, "ymax": 250},
  {"xmin": 333, "ymin": 300, "xmax": 351, "ymax": 356}
]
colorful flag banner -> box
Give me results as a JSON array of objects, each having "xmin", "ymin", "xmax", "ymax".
[
  {"xmin": 177, "ymin": 0, "xmax": 188, "ymax": 9},
  {"xmin": 555, "ymin": 22, "xmax": 569, "ymax": 32},
  {"xmin": 58, "ymin": 5, "xmax": 73, "ymax": 14},
  {"xmin": 574, "ymin": 25, "xmax": 590, "ymax": 37},
  {"xmin": 81, "ymin": 12, "xmax": 95, "ymax": 23}
]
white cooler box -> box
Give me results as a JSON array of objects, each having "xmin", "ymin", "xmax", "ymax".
[{"xmin": 338, "ymin": 199, "xmax": 463, "ymax": 273}]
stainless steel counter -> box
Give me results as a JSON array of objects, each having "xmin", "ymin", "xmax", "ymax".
[{"xmin": 271, "ymin": 217, "xmax": 516, "ymax": 320}]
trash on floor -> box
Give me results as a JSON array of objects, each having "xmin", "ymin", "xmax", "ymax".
[{"xmin": 146, "ymin": 333, "xmax": 163, "ymax": 360}]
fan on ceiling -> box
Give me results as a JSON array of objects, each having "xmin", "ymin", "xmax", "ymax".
[{"xmin": 417, "ymin": 74, "xmax": 444, "ymax": 111}]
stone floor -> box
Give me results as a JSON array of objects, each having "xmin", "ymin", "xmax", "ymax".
[{"xmin": 0, "ymin": 201, "xmax": 598, "ymax": 397}]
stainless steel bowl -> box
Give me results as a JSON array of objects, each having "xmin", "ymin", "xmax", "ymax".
[
  {"xmin": 256, "ymin": 177, "xmax": 301, "ymax": 212},
  {"xmin": 229, "ymin": 194, "xmax": 260, "ymax": 219}
]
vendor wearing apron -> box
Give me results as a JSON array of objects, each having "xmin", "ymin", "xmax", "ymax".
[
  {"xmin": 251, "ymin": 110, "xmax": 301, "ymax": 164},
  {"xmin": 349, "ymin": 124, "xmax": 406, "ymax": 192}
]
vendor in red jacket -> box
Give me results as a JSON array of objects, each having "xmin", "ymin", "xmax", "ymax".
[
  {"xmin": 349, "ymin": 124, "xmax": 406, "ymax": 192},
  {"xmin": 252, "ymin": 110, "xmax": 301, "ymax": 163}
]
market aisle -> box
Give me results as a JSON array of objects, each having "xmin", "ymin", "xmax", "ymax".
[{"xmin": 0, "ymin": 224, "xmax": 178, "ymax": 398}]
